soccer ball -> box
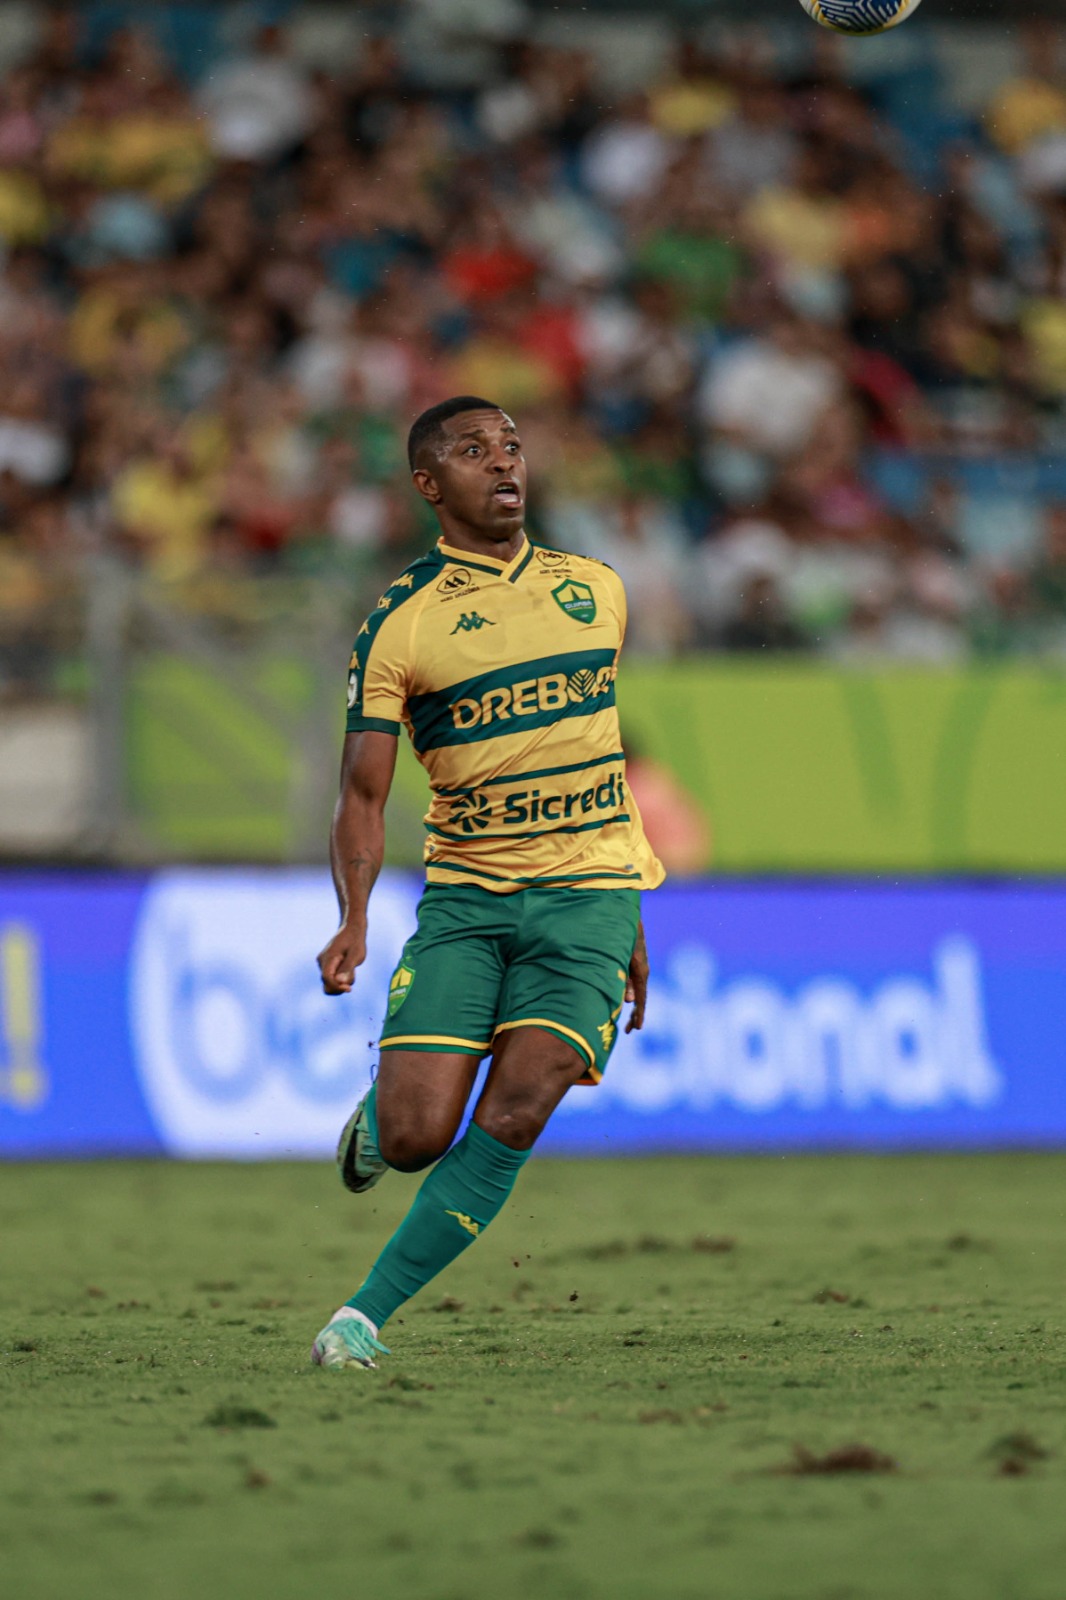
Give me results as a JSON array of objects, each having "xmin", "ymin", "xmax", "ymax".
[{"xmin": 799, "ymin": 0, "xmax": 924, "ymax": 34}]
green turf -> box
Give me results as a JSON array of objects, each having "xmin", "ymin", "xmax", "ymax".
[{"xmin": 2, "ymin": 1154, "xmax": 1066, "ymax": 1600}]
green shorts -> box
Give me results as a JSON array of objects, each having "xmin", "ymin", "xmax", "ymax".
[{"xmin": 379, "ymin": 884, "xmax": 641, "ymax": 1084}]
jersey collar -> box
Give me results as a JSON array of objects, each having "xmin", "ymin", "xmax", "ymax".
[{"xmin": 436, "ymin": 533, "xmax": 533, "ymax": 585}]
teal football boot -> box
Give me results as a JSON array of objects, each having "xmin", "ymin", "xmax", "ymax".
[
  {"xmin": 311, "ymin": 1308, "xmax": 390, "ymax": 1370},
  {"xmin": 336, "ymin": 1092, "xmax": 387, "ymax": 1194}
]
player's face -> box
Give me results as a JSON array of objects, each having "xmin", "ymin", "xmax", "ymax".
[{"xmin": 414, "ymin": 409, "xmax": 527, "ymax": 542}]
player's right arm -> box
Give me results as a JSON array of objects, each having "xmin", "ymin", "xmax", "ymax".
[{"xmin": 317, "ymin": 729, "xmax": 398, "ymax": 995}]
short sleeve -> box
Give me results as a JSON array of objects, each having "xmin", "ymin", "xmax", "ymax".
[
  {"xmin": 346, "ymin": 610, "xmax": 408, "ymax": 735},
  {"xmin": 601, "ymin": 563, "xmax": 628, "ymax": 652}
]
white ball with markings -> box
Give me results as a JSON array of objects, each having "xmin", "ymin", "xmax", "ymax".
[{"xmin": 798, "ymin": 0, "xmax": 924, "ymax": 34}]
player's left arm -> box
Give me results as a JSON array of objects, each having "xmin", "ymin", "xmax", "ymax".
[{"xmin": 625, "ymin": 921, "xmax": 649, "ymax": 1033}]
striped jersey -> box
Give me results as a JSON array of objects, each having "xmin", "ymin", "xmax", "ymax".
[{"xmin": 346, "ymin": 534, "xmax": 664, "ymax": 894}]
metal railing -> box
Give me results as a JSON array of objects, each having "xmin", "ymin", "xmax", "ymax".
[{"xmin": 0, "ymin": 557, "xmax": 429, "ymax": 864}]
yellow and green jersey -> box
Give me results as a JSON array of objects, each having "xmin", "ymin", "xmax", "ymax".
[{"xmin": 346, "ymin": 535, "xmax": 664, "ymax": 894}]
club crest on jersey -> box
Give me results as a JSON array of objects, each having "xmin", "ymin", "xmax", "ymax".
[
  {"xmin": 552, "ymin": 579, "xmax": 596, "ymax": 624},
  {"xmin": 387, "ymin": 961, "xmax": 416, "ymax": 1017}
]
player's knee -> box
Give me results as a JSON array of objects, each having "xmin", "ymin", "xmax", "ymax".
[
  {"xmin": 478, "ymin": 1071, "xmax": 573, "ymax": 1149},
  {"xmin": 476, "ymin": 1102, "xmax": 544, "ymax": 1151},
  {"xmin": 379, "ymin": 1123, "xmax": 451, "ymax": 1173}
]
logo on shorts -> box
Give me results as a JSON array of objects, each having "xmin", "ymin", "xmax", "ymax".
[
  {"xmin": 446, "ymin": 791, "xmax": 493, "ymax": 833},
  {"xmin": 387, "ymin": 962, "xmax": 416, "ymax": 1018},
  {"xmin": 597, "ymin": 1003, "xmax": 623, "ymax": 1055},
  {"xmin": 552, "ymin": 579, "xmax": 596, "ymax": 624},
  {"xmin": 446, "ymin": 1209, "xmax": 481, "ymax": 1237}
]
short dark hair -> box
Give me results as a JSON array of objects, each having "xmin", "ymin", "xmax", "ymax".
[{"xmin": 407, "ymin": 396, "xmax": 501, "ymax": 470}]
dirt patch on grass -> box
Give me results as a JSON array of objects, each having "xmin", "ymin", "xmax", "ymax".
[
  {"xmin": 987, "ymin": 1431, "xmax": 1050, "ymax": 1476},
  {"xmin": 812, "ymin": 1288, "xmax": 869, "ymax": 1307},
  {"xmin": 776, "ymin": 1443, "xmax": 897, "ymax": 1476},
  {"xmin": 203, "ymin": 1403, "xmax": 276, "ymax": 1430},
  {"xmin": 562, "ymin": 1234, "xmax": 736, "ymax": 1263}
]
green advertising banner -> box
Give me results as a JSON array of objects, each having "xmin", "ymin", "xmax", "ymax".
[
  {"xmin": 616, "ymin": 663, "xmax": 1066, "ymax": 873},
  {"xmin": 127, "ymin": 659, "xmax": 1066, "ymax": 872}
]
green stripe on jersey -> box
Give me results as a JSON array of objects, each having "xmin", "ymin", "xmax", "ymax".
[
  {"xmin": 408, "ymin": 649, "xmax": 616, "ymax": 753},
  {"xmin": 428, "ymin": 859, "xmax": 641, "ymax": 885},
  {"xmin": 436, "ymin": 750, "xmax": 625, "ymax": 798},
  {"xmin": 427, "ymin": 814, "xmax": 631, "ymax": 843},
  {"xmin": 508, "ymin": 543, "xmax": 535, "ymax": 584}
]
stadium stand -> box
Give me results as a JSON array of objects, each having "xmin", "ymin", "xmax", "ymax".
[{"xmin": 0, "ymin": 0, "xmax": 1065, "ymax": 697}]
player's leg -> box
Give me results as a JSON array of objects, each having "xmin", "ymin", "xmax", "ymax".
[
  {"xmin": 333, "ymin": 1030, "xmax": 576, "ymax": 1340},
  {"xmin": 339, "ymin": 1046, "xmax": 481, "ymax": 1193},
  {"xmin": 315, "ymin": 1025, "xmax": 585, "ymax": 1367},
  {"xmin": 374, "ymin": 1049, "xmax": 481, "ymax": 1169},
  {"xmin": 314, "ymin": 886, "xmax": 508, "ymax": 1367},
  {"xmin": 473, "ymin": 1024, "xmax": 588, "ymax": 1147},
  {"xmin": 313, "ymin": 887, "xmax": 638, "ymax": 1368},
  {"xmin": 335, "ymin": 884, "xmax": 503, "ymax": 1193},
  {"xmin": 491, "ymin": 885, "xmax": 641, "ymax": 1089},
  {"xmin": 313, "ymin": 1047, "xmax": 485, "ymax": 1369}
]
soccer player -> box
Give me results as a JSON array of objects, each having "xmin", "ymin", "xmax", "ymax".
[{"xmin": 311, "ymin": 396, "xmax": 664, "ymax": 1370}]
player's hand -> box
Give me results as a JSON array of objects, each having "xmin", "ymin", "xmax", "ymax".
[
  {"xmin": 317, "ymin": 922, "xmax": 367, "ymax": 995},
  {"xmin": 625, "ymin": 922, "xmax": 649, "ymax": 1033}
]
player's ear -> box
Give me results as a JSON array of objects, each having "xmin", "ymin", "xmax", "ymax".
[{"xmin": 412, "ymin": 467, "xmax": 442, "ymax": 505}]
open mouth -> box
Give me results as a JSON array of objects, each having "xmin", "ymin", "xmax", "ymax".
[{"xmin": 493, "ymin": 481, "xmax": 523, "ymax": 510}]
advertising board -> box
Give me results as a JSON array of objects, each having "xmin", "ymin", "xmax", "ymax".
[{"xmin": 2, "ymin": 871, "xmax": 1064, "ymax": 1157}]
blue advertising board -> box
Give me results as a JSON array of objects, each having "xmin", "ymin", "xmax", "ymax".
[{"xmin": 1, "ymin": 871, "xmax": 1065, "ymax": 1158}]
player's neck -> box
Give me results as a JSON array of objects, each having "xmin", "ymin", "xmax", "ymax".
[{"xmin": 436, "ymin": 524, "xmax": 526, "ymax": 565}]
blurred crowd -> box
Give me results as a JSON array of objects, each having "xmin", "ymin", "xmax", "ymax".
[{"xmin": 2, "ymin": 0, "xmax": 1066, "ymax": 691}]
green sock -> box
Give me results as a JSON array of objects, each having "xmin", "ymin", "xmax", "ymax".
[
  {"xmin": 347, "ymin": 1122, "xmax": 530, "ymax": 1329},
  {"xmin": 363, "ymin": 1081, "xmax": 381, "ymax": 1156}
]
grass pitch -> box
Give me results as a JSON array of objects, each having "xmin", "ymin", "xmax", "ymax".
[{"xmin": 2, "ymin": 1154, "xmax": 1066, "ymax": 1600}]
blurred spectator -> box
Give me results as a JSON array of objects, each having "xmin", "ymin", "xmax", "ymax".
[
  {"xmin": 721, "ymin": 574, "xmax": 810, "ymax": 654},
  {"xmin": 1030, "ymin": 504, "xmax": 1066, "ymax": 621},
  {"xmin": 0, "ymin": 377, "xmax": 68, "ymax": 485},
  {"xmin": 198, "ymin": 24, "xmax": 313, "ymax": 162},
  {"xmin": 986, "ymin": 23, "xmax": 1066, "ymax": 158},
  {"xmin": 111, "ymin": 428, "xmax": 220, "ymax": 580},
  {"xmin": 581, "ymin": 95, "xmax": 672, "ymax": 207},
  {"xmin": 0, "ymin": 1, "xmax": 1058, "ymax": 683},
  {"xmin": 699, "ymin": 315, "xmax": 841, "ymax": 505},
  {"xmin": 569, "ymin": 493, "xmax": 692, "ymax": 656}
]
